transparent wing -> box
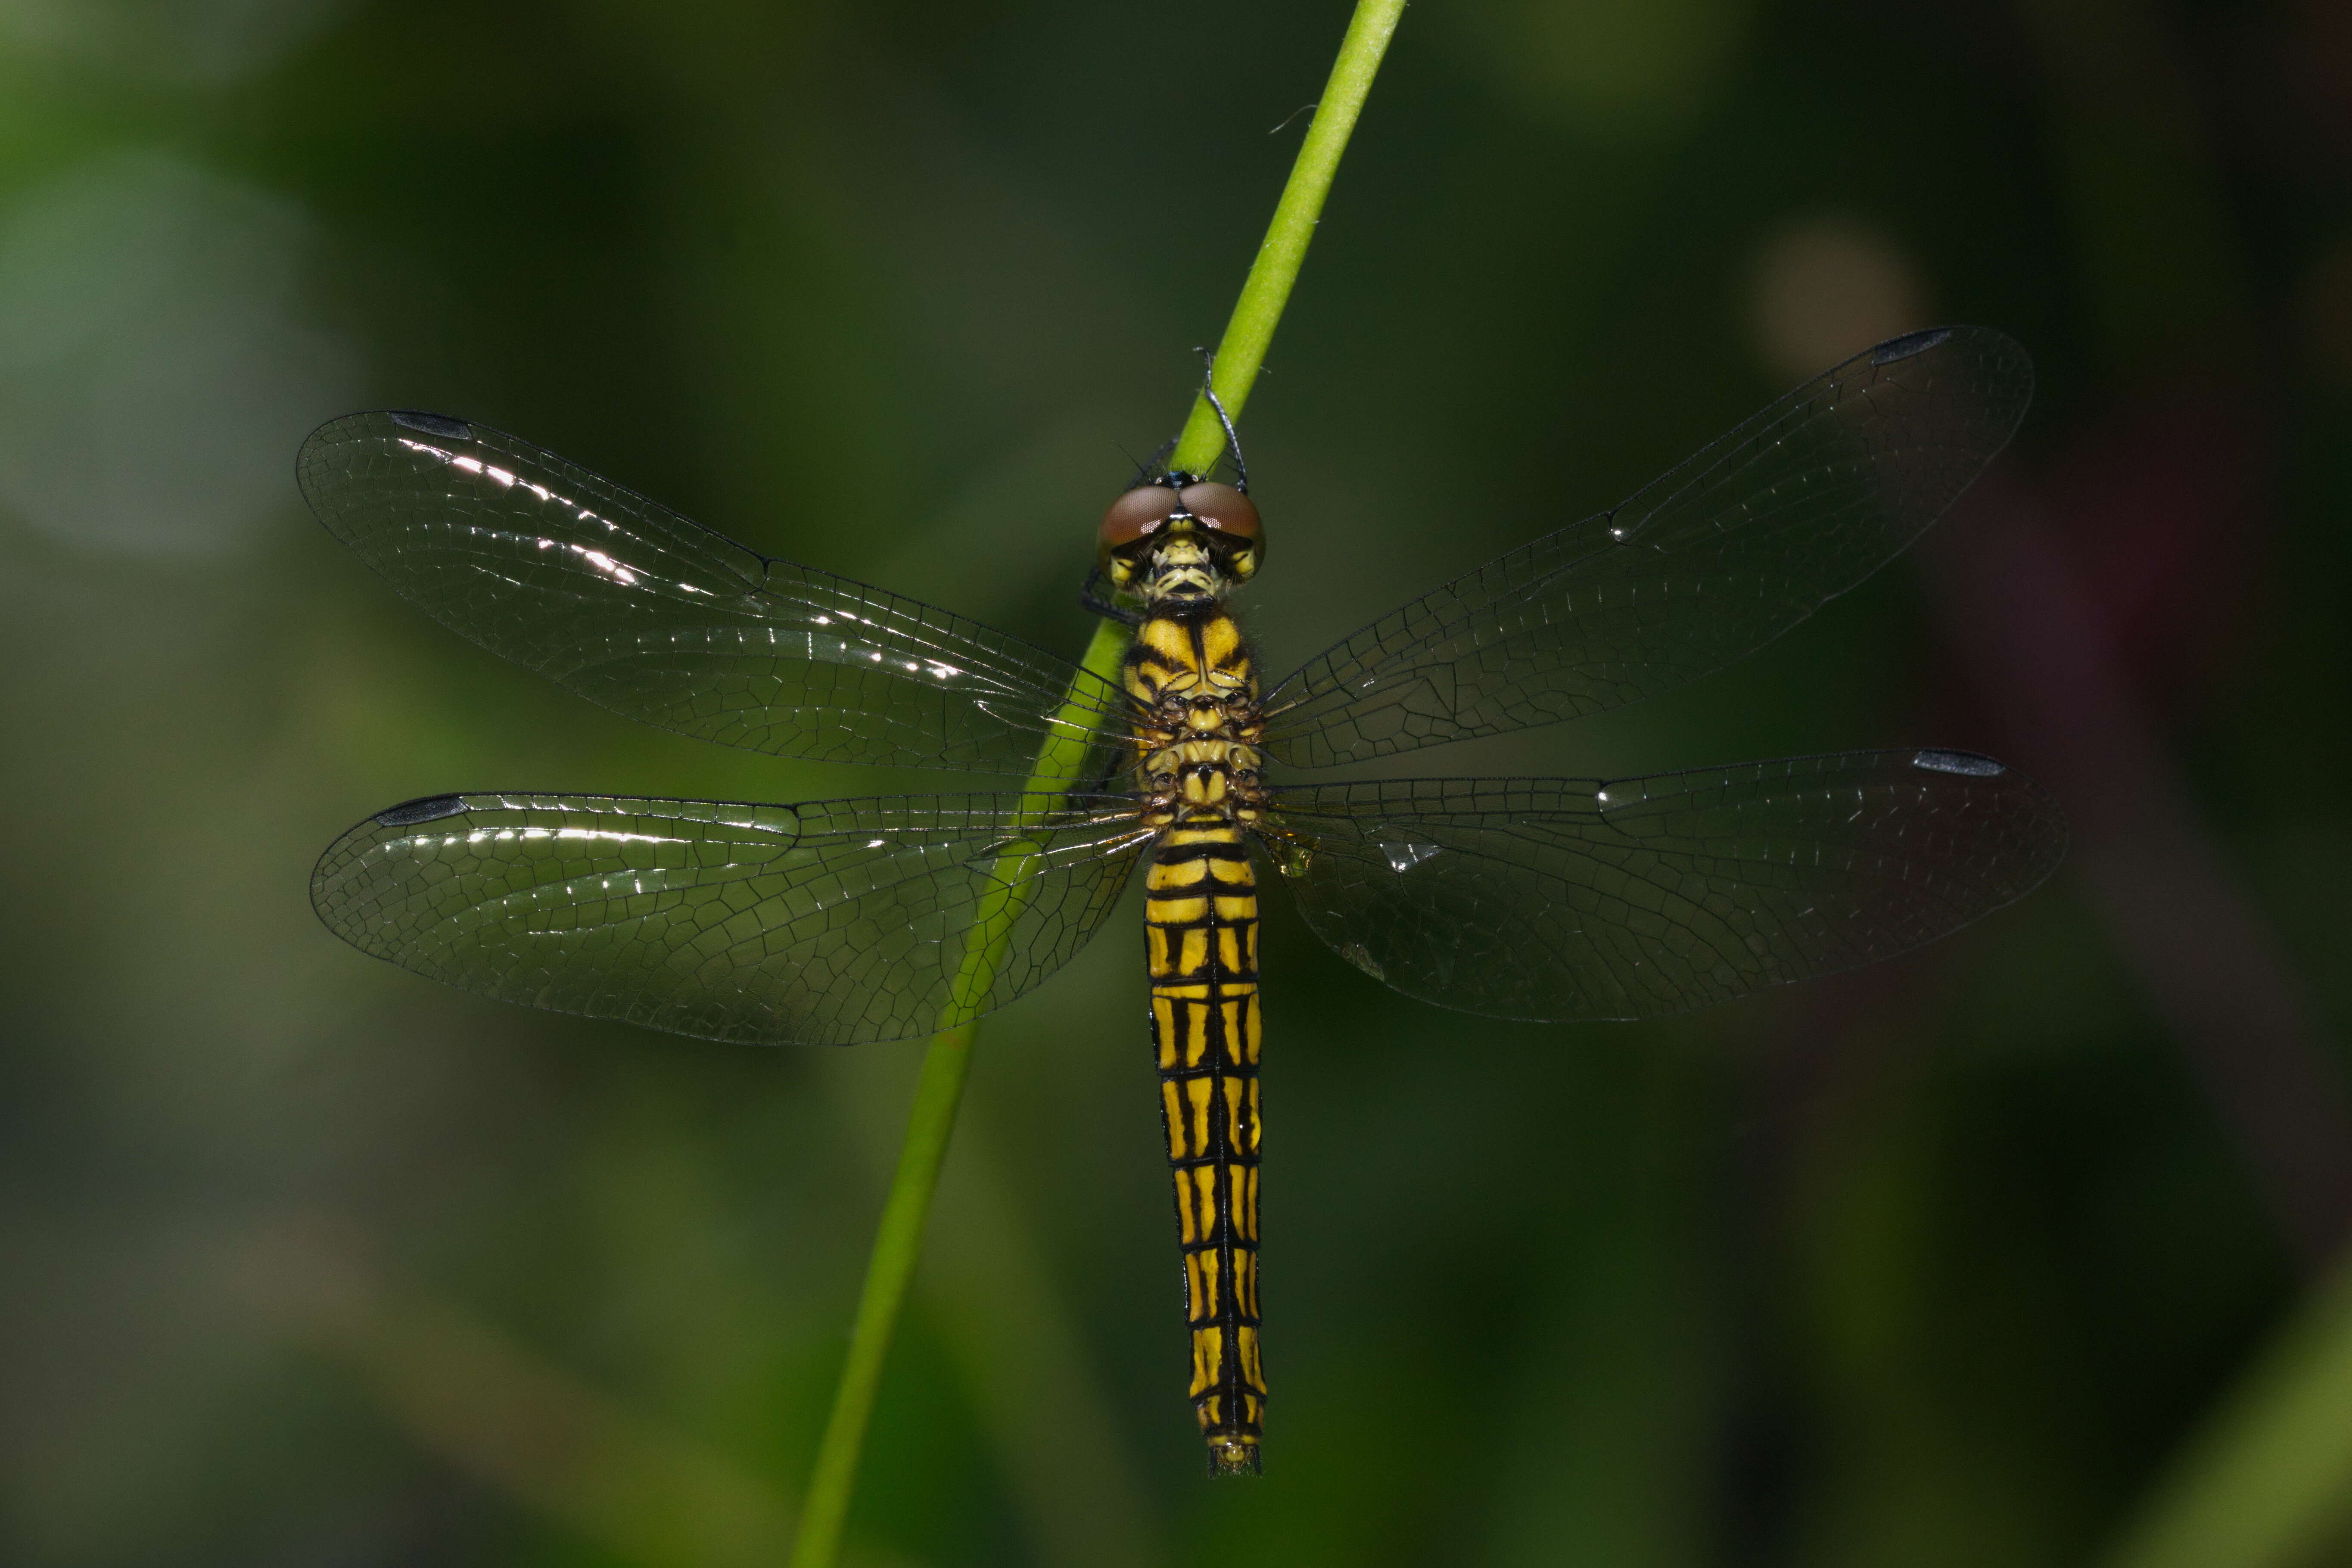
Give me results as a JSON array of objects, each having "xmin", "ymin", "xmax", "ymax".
[
  {"xmin": 312, "ymin": 790, "xmax": 1151, "ymax": 1045},
  {"xmin": 1264, "ymin": 328, "xmax": 2032, "ymax": 767},
  {"xmin": 1263, "ymin": 749, "xmax": 2065, "ymax": 1021},
  {"xmin": 299, "ymin": 411, "xmax": 1126, "ymax": 775}
]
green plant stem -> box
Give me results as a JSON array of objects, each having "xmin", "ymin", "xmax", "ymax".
[
  {"xmin": 789, "ymin": 6, "xmax": 1406, "ymax": 1559},
  {"xmin": 785, "ymin": 1022, "xmax": 972, "ymax": 1568},
  {"xmin": 1170, "ymin": 0, "xmax": 1408, "ymax": 475},
  {"xmin": 787, "ymin": 623, "xmax": 1127, "ymax": 1568}
]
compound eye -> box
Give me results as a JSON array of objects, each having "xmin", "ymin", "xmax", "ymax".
[
  {"xmin": 1179, "ymin": 482, "xmax": 1261, "ymax": 546},
  {"xmin": 1098, "ymin": 484, "xmax": 1182, "ymax": 562}
]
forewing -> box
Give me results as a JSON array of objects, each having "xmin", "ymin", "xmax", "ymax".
[
  {"xmin": 300, "ymin": 411, "xmax": 1125, "ymax": 775},
  {"xmin": 1265, "ymin": 749, "xmax": 2064, "ymax": 1021},
  {"xmin": 313, "ymin": 790, "xmax": 1149, "ymax": 1045},
  {"xmin": 1265, "ymin": 328, "xmax": 2032, "ymax": 766}
]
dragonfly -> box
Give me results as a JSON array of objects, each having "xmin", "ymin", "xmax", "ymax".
[{"xmin": 304, "ymin": 324, "xmax": 2066, "ymax": 1477}]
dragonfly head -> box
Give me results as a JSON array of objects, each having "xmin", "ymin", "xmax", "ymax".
[{"xmin": 1098, "ymin": 474, "xmax": 1262, "ymax": 599}]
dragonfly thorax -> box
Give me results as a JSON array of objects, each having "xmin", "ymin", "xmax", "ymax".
[{"xmin": 1126, "ymin": 607, "xmax": 1270, "ymax": 831}]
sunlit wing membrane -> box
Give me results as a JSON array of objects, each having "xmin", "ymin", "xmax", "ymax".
[
  {"xmin": 1262, "ymin": 327, "xmax": 2033, "ymax": 768},
  {"xmin": 312, "ymin": 790, "xmax": 1151, "ymax": 1045},
  {"xmin": 299, "ymin": 412, "xmax": 1127, "ymax": 776},
  {"xmin": 1263, "ymin": 749, "xmax": 2065, "ymax": 1021}
]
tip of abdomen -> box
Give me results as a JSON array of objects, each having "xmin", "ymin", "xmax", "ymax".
[{"xmin": 1207, "ymin": 1436, "xmax": 1262, "ymax": 1477}]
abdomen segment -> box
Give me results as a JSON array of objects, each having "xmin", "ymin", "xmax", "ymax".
[{"xmin": 1146, "ymin": 822, "xmax": 1266, "ymax": 1475}]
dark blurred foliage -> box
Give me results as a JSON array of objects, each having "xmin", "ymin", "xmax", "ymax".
[{"xmin": 3, "ymin": 0, "xmax": 2352, "ymax": 1564}]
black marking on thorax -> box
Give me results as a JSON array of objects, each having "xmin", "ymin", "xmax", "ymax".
[{"xmin": 1124, "ymin": 608, "xmax": 1257, "ymax": 706}]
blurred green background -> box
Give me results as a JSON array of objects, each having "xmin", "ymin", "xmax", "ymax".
[{"xmin": 6, "ymin": 0, "xmax": 2352, "ymax": 1564}]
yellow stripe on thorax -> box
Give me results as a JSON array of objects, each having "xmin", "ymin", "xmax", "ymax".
[{"xmin": 1122, "ymin": 611, "xmax": 1257, "ymax": 707}]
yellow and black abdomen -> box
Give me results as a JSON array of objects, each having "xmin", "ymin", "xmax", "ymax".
[{"xmin": 1146, "ymin": 821, "xmax": 1266, "ymax": 1475}]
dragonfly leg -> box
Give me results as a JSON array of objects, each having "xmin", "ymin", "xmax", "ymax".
[{"xmin": 1079, "ymin": 566, "xmax": 1146, "ymax": 627}]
